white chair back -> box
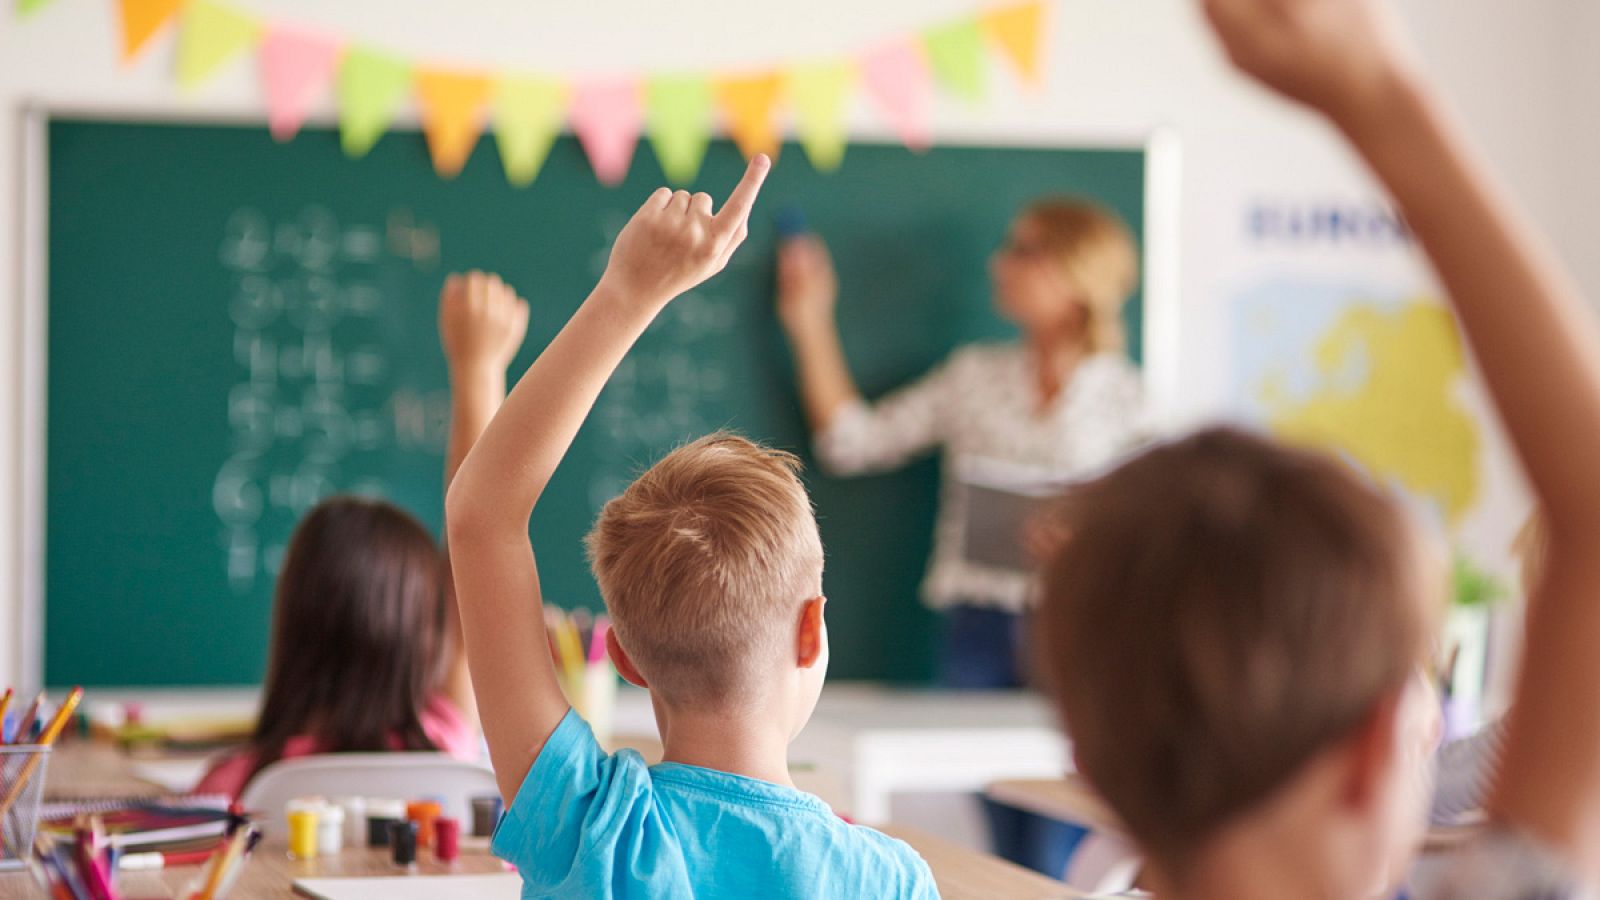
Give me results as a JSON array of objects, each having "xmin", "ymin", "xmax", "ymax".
[{"xmin": 238, "ymin": 752, "xmax": 499, "ymax": 835}]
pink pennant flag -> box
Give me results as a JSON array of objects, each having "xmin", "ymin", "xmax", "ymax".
[
  {"xmin": 260, "ymin": 26, "xmax": 342, "ymax": 142},
  {"xmin": 859, "ymin": 39, "xmax": 932, "ymax": 152},
  {"xmin": 570, "ymin": 79, "xmax": 642, "ymax": 186}
]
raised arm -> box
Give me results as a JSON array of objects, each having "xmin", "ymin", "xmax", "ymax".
[
  {"xmin": 445, "ymin": 157, "xmax": 771, "ymax": 802},
  {"xmin": 1204, "ymin": 0, "xmax": 1600, "ymax": 875},
  {"xmin": 438, "ymin": 271, "xmax": 530, "ymax": 736},
  {"xmin": 777, "ymin": 235, "xmax": 955, "ymax": 475},
  {"xmin": 776, "ymin": 235, "xmax": 864, "ymax": 431}
]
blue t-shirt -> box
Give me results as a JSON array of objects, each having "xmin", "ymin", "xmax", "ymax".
[{"xmin": 491, "ymin": 709, "xmax": 940, "ymax": 899}]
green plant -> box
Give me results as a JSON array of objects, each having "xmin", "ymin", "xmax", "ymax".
[{"xmin": 1452, "ymin": 553, "xmax": 1508, "ymax": 608}]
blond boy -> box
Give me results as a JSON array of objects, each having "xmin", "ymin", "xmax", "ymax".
[{"xmin": 446, "ymin": 159, "xmax": 937, "ymax": 899}]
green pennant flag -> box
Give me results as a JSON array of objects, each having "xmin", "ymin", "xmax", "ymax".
[
  {"xmin": 493, "ymin": 75, "xmax": 567, "ymax": 187},
  {"xmin": 922, "ymin": 18, "xmax": 984, "ymax": 102},
  {"xmin": 787, "ymin": 61, "xmax": 854, "ymax": 173},
  {"xmin": 646, "ymin": 75, "xmax": 713, "ymax": 185},
  {"xmin": 338, "ymin": 47, "xmax": 412, "ymax": 158},
  {"xmin": 176, "ymin": 0, "xmax": 261, "ymax": 89}
]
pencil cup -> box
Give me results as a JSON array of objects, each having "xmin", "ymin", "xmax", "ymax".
[
  {"xmin": 0, "ymin": 745, "xmax": 51, "ymax": 871},
  {"xmin": 577, "ymin": 660, "xmax": 618, "ymax": 746}
]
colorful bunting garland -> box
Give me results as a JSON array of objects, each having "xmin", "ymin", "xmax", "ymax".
[{"xmin": 78, "ymin": 0, "xmax": 1049, "ymax": 184}]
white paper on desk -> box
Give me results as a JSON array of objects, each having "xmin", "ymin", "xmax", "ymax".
[
  {"xmin": 293, "ymin": 873, "xmax": 521, "ymax": 900},
  {"xmin": 957, "ymin": 457, "xmax": 1072, "ymax": 574}
]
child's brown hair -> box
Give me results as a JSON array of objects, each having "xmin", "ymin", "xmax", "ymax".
[
  {"xmin": 1035, "ymin": 426, "xmax": 1438, "ymax": 875},
  {"xmin": 586, "ymin": 433, "xmax": 824, "ymax": 709},
  {"xmin": 250, "ymin": 496, "xmax": 446, "ymax": 782}
]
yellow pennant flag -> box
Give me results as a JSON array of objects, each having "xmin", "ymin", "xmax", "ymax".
[
  {"xmin": 176, "ymin": 0, "xmax": 261, "ymax": 89},
  {"xmin": 646, "ymin": 75, "xmax": 714, "ymax": 185},
  {"xmin": 338, "ymin": 47, "xmax": 412, "ymax": 158},
  {"xmin": 494, "ymin": 75, "xmax": 567, "ymax": 187},
  {"xmin": 785, "ymin": 61, "xmax": 853, "ymax": 172},
  {"xmin": 714, "ymin": 72, "xmax": 784, "ymax": 161},
  {"xmin": 922, "ymin": 18, "xmax": 985, "ymax": 102},
  {"xmin": 118, "ymin": 0, "xmax": 187, "ymax": 63},
  {"xmin": 981, "ymin": 0, "xmax": 1049, "ymax": 86},
  {"xmin": 416, "ymin": 68, "xmax": 494, "ymax": 179}
]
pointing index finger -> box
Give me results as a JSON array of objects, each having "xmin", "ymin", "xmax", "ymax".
[{"xmin": 713, "ymin": 154, "xmax": 771, "ymax": 238}]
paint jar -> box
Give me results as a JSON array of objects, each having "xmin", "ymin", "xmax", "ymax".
[
  {"xmin": 332, "ymin": 796, "xmax": 366, "ymax": 847},
  {"xmin": 389, "ymin": 820, "xmax": 419, "ymax": 867},
  {"xmin": 406, "ymin": 800, "xmax": 442, "ymax": 848},
  {"xmin": 317, "ymin": 803, "xmax": 344, "ymax": 855},
  {"xmin": 470, "ymin": 795, "xmax": 503, "ymax": 837},
  {"xmin": 434, "ymin": 817, "xmax": 460, "ymax": 863},
  {"xmin": 287, "ymin": 809, "xmax": 319, "ymax": 860},
  {"xmin": 366, "ymin": 798, "xmax": 406, "ymax": 848}
]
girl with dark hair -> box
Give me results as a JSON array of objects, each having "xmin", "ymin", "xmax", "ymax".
[{"xmin": 197, "ymin": 272, "xmax": 529, "ymax": 797}]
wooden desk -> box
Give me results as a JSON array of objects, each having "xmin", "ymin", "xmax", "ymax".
[
  {"xmin": 35, "ymin": 842, "xmax": 509, "ymax": 898},
  {"xmin": 4, "ymin": 742, "xmax": 1058, "ymax": 899},
  {"xmin": 884, "ymin": 825, "xmax": 1085, "ymax": 900},
  {"xmin": 986, "ymin": 775, "xmax": 1128, "ymax": 837},
  {"xmin": 9, "ymin": 834, "xmax": 1073, "ymax": 900}
]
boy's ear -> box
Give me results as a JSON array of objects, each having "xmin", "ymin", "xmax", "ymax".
[
  {"xmin": 796, "ymin": 596, "xmax": 827, "ymax": 669},
  {"xmin": 1340, "ymin": 689, "xmax": 1403, "ymax": 812},
  {"xmin": 606, "ymin": 629, "xmax": 649, "ymax": 688}
]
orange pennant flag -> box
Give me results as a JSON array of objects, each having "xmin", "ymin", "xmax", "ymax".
[
  {"xmin": 714, "ymin": 73, "xmax": 784, "ymax": 161},
  {"xmin": 118, "ymin": 0, "xmax": 187, "ymax": 63},
  {"xmin": 981, "ymin": 0, "xmax": 1049, "ymax": 86},
  {"xmin": 416, "ymin": 68, "xmax": 494, "ymax": 179}
]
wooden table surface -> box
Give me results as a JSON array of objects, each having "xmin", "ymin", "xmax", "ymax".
[
  {"xmin": 2, "ymin": 740, "xmax": 1077, "ymax": 899},
  {"xmin": 986, "ymin": 775, "xmax": 1128, "ymax": 837},
  {"xmin": 880, "ymin": 826, "xmax": 1085, "ymax": 900}
]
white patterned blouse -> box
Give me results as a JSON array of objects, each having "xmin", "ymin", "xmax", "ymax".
[{"xmin": 814, "ymin": 342, "xmax": 1148, "ymax": 613}]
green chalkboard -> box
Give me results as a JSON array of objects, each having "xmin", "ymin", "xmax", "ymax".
[{"xmin": 45, "ymin": 118, "xmax": 1145, "ymax": 687}]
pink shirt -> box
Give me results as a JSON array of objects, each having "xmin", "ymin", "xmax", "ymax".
[{"xmin": 194, "ymin": 694, "xmax": 478, "ymax": 800}]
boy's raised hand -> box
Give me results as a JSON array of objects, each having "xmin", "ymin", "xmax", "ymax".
[
  {"xmin": 1201, "ymin": 0, "xmax": 1421, "ymax": 130},
  {"xmin": 599, "ymin": 155, "xmax": 771, "ymax": 309},
  {"xmin": 439, "ymin": 271, "xmax": 531, "ymax": 376}
]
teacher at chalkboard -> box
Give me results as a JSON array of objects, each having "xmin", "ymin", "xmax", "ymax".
[{"xmin": 776, "ymin": 199, "xmax": 1148, "ymax": 689}]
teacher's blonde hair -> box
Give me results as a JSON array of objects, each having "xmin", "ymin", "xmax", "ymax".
[{"xmin": 1023, "ymin": 198, "xmax": 1139, "ymax": 354}]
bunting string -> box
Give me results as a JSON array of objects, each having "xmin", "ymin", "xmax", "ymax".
[{"xmin": 24, "ymin": 0, "xmax": 1049, "ymax": 184}]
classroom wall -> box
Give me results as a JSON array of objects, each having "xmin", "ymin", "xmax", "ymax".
[{"xmin": 0, "ymin": 0, "xmax": 1590, "ymax": 689}]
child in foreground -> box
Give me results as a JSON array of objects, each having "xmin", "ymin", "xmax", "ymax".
[
  {"xmin": 197, "ymin": 271, "xmax": 528, "ymax": 798},
  {"xmin": 1036, "ymin": 0, "xmax": 1600, "ymax": 897},
  {"xmin": 446, "ymin": 159, "xmax": 938, "ymax": 898}
]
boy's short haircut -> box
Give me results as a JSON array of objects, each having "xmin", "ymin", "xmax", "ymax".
[
  {"xmin": 586, "ymin": 432, "xmax": 824, "ymax": 707},
  {"xmin": 1035, "ymin": 426, "xmax": 1435, "ymax": 875}
]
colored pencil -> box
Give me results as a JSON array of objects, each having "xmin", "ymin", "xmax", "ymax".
[{"xmin": 12, "ymin": 692, "xmax": 44, "ymax": 746}]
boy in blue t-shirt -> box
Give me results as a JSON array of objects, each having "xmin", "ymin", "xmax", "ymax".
[{"xmin": 446, "ymin": 158, "xmax": 938, "ymax": 899}]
